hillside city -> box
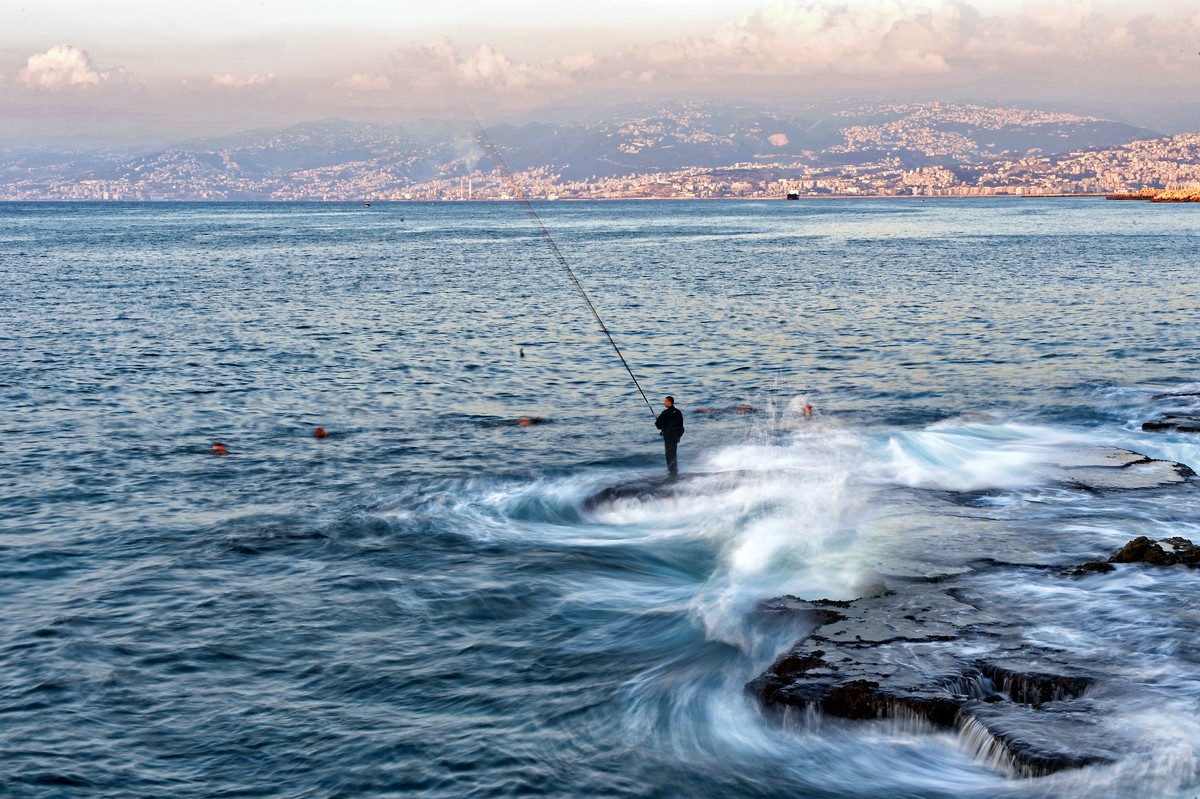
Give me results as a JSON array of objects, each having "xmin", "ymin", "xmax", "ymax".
[{"xmin": 3, "ymin": 102, "xmax": 1199, "ymax": 201}]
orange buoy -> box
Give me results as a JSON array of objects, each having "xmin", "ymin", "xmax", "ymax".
[
  {"xmin": 314, "ymin": 427, "xmax": 329, "ymax": 438},
  {"xmin": 211, "ymin": 442, "xmax": 228, "ymax": 455}
]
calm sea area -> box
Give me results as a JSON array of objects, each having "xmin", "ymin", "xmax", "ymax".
[{"xmin": 2, "ymin": 199, "xmax": 1199, "ymax": 798}]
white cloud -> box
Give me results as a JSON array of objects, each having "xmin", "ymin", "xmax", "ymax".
[
  {"xmin": 405, "ymin": 37, "xmax": 595, "ymax": 93},
  {"xmin": 212, "ymin": 72, "xmax": 276, "ymax": 88},
  {"xmin": 1021, "ymin": 0, "xmax": 1093, "ymax": 31},
  {"xmin": 588, "ymin": 0, "xmax": 1200, "ymax": 87},
  {"xmin": 19, "ymin": 45, "xmax": 107, "ymax": 91},
  {"xmin": 337, "ymin": 72, "xmax": 393, "ymax": 92},
  {"xmin": 643, "ymin": 0, "xmax": 966, "ymax": 76}
]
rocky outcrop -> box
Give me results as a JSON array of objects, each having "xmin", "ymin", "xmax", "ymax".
[
  {"xmin": 1149, "ymin": 190, "xmax": 1200, "ymax": 203},
  {"xmin": 1107, "ymin": 536, "xmax": 1200, "ymax": 568},
  {"xmin": 584, "ymin": 447, "xmax": 1194, "ymax": 513},
  {"xmin": 1106, "ymin": 189, "xmax": 1200, "ymax": 202},
  {"xmin": 1061, "ymin": 535, "xmax": 1200, "ymax": 576},
  {"xmin": 747, "ymin": 580, "xmax": 1117, "ymax": 777},
  {"xmin": 1055, "ymin": 447, "xmax": 1196, "ymax": 489},
  {"xmin": 736, "ymin": 444, "xmax": 1195, "ymax": 778}
]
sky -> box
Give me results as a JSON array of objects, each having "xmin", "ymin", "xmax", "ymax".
[{"xmin": 2, "ymin": 0, "xmax": 1199, "ymax": 146}]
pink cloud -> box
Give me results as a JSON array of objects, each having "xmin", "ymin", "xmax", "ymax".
[{"xmin": 19, "ymin": 45, "xmax": 107, "ymax": 91}]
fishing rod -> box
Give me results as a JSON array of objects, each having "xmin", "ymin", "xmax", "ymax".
[{"xmin": 467, "ymin": 112, "xmax": 657, "ymax": 419}]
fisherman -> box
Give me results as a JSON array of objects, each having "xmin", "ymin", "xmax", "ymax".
[{"xmin": 654, "ymin": 396, "xmax": 685, "ymax": 477}]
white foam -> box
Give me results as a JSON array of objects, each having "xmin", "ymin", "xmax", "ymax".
[{"xmin": 867, "ymin": 421, "xmax": 1090, "ymax": 493}]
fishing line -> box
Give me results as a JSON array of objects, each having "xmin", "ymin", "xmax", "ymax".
[{"xmin": 467, "ymin": 111, "xmax": 657, "ymax": 419}]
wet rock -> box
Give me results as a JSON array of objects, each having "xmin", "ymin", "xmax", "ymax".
[
  {"xmin": 1061, "ymin": 536, "xmax": 1200, "ymax": 575},
  {"xmin": 1061, "ymin": 561, "xmax": 1116, "ymax": 577},
  {"xmin": 747, "ymin": 579, "xmax": 1113, "ymax": 777},
  {"xmin": 743, "ymin": 446, "xmax": 1195, "ymax": 777},
  {"xmin": 960, "ymin": 701, "xmax": 1118, "ymax": 777},
  {"xmin": 1109, "ymin": 536, "xmax": 1178, "ymax": 566},
  {"xmin": 1161, "ymin": 537, "xmax": 1200, "ymax": 568},
  {"xmin": 1142, "ymin": 414, "xmax": 1200, "ymax": 433},
  {"xmin": 1056, "ymin": 447, "xmax": 1196, "ymax": 490},
  {"xmin": 1108, "ymin": 535, "xmax": 1200, "ymax": 568},
  {"xmin": 1055, "ymin": 447, "xmax": 1148, "ymax": 468},
  {"xmin": 584, "ymin": 476, "xmax": 676, "ymax": 507},
  {"xmin": 1149, "ymin": 391, "xmax": 1200, "ymax": 402},
  {"xmin": 583, "ymin": 470, "xmax": 760, "ymax": 510},
  {"xmin": 753, "ymin": 595, "xmax": 848, "ymax": 627}
]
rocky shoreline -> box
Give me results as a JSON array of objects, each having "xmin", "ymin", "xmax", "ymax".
[
  {"xmin": 1106, "ymin": 189, "xmax": 1200, "ymax": 202},
  {"xmin": 582, "ymin": 432, "xmax": 1200, "ymax": 779},
  {"xmin": 743, "ymin": 446, "xmax": 1198, "ymax": 779}
]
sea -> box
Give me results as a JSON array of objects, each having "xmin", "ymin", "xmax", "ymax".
[{"xmin": 2, "ymin": 198, "xmax": 1199, "ymax": 799}]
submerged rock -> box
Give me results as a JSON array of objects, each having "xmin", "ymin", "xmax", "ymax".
[
  {"xmin": 1142, "ymin": 414, "xmax": 1200, "ymax": 434},
  {"xmin": 1149, "ymin": 391, "xmax": 1200, "ymax": 402},
  {"xmin": 1061, "ymin": 561, "xmax": 1116, "ymax": 577}
]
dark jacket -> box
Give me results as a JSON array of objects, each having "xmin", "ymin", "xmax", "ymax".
[{"xmin": 655, "ymin": 405, "xmax": 685, "ymax": 442}]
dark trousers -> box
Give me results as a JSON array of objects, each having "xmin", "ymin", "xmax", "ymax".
[{"xmin": 663, "ymin": 438, "xmax": 679, "ymax": 476}]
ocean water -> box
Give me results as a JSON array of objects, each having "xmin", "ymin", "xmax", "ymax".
[{"xmin": 2, "ymin": 198, "xmax": 1199, "ymax": 798}]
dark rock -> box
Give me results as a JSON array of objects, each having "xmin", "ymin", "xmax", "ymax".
[
  {"xmin": 975, "ymin": 662, "xmax": 1093, "ymax": 706},
  {"xmin": 821, "ymin": 679, "xmax": 885, "ymax": 720},
  {"xmin": 1063, "ymin": 535, "xmax": 1200, "ymax": 575},
  {"xmin": 1062, "ymin": 561, "xmax": 1116, "ymax": 577},
  {"xmin": 1142, "ymin": 414, "xmax": 1200, "ymax": 434},
  {"xmin": 1161, "ymin": 537, "xmax": 1200, "ymax": 568},
  {"xmin": 1109, "ymin": 536, "xmax": 1179, "ymax": 566},
  {"xmin": 747, "ymin": 580, "xmax": 1114, "ymax": 776},
  {"xmin": 584, "ymin": 476, "xmax": 676, "ymax": 508},
  {"xmin": 1107, "ymin": 535, "xmax": 1200, "ymax": 568},
  {"xmin": 961, "ymin": 702, "xmax": 1116, "ymax": 777},
  {"xmin": 1149, "ymin": 391, "xmax": 1200, "ymax": 401},
  {"xmin": 753, "ymin": 596, "xmax": 846, "ymax": 627},
  {"xmin": 584, "ymin": 470, "xmax": 761, "ymax": 510}
]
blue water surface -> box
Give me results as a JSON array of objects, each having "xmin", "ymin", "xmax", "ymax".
[{"xmin": 2, "ymin": 199, "xmax": 1200, "ymax": 798}]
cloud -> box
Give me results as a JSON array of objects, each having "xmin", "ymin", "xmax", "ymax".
[
  {"xmin": 638, "ymin": 0, "xmax": 968, "ymax": 77},
  {"xmin": 368, "ymin": 1, "xmax": 1199, "ymax": 115},
  {"xmin": 404, "ymin": 37, "xmax": 596, "ymax": 93},
  {"xmin": 212, "ymin": 72, "xmax": 276, "ymax": 88},
  {"xmin": 337, "ymin": 72, "xmax": 393, "ymax": 93},
  {"xmin": 1022, "ymin": 0, "xmax": 1093, "ymax": 32},
  {"xmin": 19, "ymin": 45, "xmax": 107, "ymax": 91},
  {"xmin": 587, "ymin": 0, "xmax": 1200, "ymax": 89}
]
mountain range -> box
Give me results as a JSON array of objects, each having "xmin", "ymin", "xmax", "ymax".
[{"xmin": 0, "ymin": 101, "xmax": 1187, "ymax": 200}]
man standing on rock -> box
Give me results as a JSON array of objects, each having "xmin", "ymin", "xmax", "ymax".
[{"xmin": 655, "ymin": 395, "xmax": 685, "ymax": 477}]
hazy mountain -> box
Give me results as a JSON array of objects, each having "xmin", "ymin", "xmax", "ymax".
[{"xmin": 0, "ymin": 101, "xmax": 1169, "ymax": 200}]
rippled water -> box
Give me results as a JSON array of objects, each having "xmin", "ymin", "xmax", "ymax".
[{"xmin": 3, "ymin": 199, "xmax": 1199, "ymax": 798}]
